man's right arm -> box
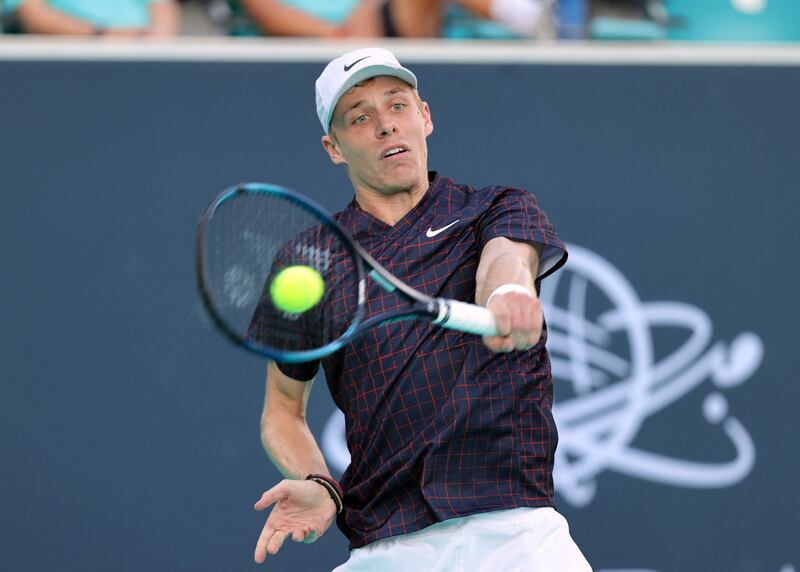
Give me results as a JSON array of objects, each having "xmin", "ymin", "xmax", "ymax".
[
  {"xmin": 253, "ymin": 362, "xmax": 339, "ymax": 564},
  {"xmin": 260, "ymin": 361, "xmax": 330, "ymax": 478}
]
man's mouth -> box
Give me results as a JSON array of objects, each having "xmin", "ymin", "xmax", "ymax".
[{"xmin": 382, "ymin": 146, "xmax": 408, "ymax": 159}]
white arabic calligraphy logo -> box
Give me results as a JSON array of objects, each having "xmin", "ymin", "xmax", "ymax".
[
  {"xmin": 320, "ymin": 244, "xmax": 764, "ymax": 506},
  {"xmin": 542, "ymin": 244, "xmax": 762, "ymax": 506}
]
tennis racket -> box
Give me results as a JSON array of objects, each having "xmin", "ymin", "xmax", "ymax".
[{"xmin": 195, "ymin": 182, "xmax": 498, "ymax": 363}]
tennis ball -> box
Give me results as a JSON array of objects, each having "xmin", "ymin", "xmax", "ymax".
[{"xmin": 270, "ymin": 265, "xmax": 325, "ymax": 314}]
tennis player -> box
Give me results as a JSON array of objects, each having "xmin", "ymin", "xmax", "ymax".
[{"xmin": 253, "ymin": 47, "xmax": 592, "ymax": 571}]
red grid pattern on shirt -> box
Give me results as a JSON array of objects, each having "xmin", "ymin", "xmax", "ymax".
[{"xmin": 278, "ymin": 174, "xmax": 566, "ymax": 549}]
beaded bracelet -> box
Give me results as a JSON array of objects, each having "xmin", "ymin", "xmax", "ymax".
[{"xmin": 305, "ymin": 474, "xmax": 344, "ymax": 514}]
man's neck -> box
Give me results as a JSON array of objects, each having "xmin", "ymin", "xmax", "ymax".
[{"xmin": 353, "ymin": 176, "xmax": 430, "ymax": 226}]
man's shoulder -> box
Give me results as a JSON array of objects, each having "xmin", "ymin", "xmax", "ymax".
[
  {"xmin": 434, "ymin": 174, "xmax": 531, "ymax": 209},
  {"xmin": 436, "ymin": 173, "xmax": 526, "ymax": 196}
]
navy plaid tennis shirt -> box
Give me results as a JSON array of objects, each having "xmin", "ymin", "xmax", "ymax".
[{"xmin": 278, "ymin": 172, "xmax": 567, "ymax": 549}]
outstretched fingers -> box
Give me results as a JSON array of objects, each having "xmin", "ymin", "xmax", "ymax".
[
  {"xmin": 253, "ymin": 484, "xmax": 287, "ymax": 563},
  {"xmin": 255, "ymin": 525, "xmax": 296, "ymax": 563},
  {"xmin": 254, "ymin": 522, "xmax": 275, "ymax": 563},
  {"xmin": 254, "ymin": 484, "xmax": 284, "ymax": 511},
  {"xmin": 268, "ymin": 529, "xmax": 290, "ymax": 555}
]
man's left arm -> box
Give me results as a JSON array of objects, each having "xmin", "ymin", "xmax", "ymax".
[{"xmin": 475, "ymin": 236, "xmax": 543, "ymax": 353}]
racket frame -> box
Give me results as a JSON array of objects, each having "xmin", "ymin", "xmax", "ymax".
[
  {"xmin": 195, "ymin": 183, "xmax": 368, "ymax": 362},
  {"xmin": 196, "ymin": 182, "xmax": 497, "ymax": 363}
]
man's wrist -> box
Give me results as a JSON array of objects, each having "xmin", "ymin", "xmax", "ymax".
[
  {"xmin": 485, "ymin": 283, "xmax": 535, "ymax": 307},
  {"xmin": 305, "ymin": 474, "xmax": 344, "ymax": 514}
]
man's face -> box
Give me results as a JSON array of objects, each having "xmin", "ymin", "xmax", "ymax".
[{"xmin": 322, "ymin": 76, "xmax": 433, "ymax": 197}]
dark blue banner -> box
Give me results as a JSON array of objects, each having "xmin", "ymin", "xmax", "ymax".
[{"xmin": 1, "ymin": 57, "xmax": 798, "ymax": 572}]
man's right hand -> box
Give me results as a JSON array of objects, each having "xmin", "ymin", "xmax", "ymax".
[{"xmin": 253, "ymin": 479, "xmax": 338, "ymax": 563}]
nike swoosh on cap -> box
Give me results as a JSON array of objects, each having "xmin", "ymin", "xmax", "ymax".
[
  {"xmin": 344, "ymin": 56, "xmax": 370, "ymax": 72},
  {"xmin": 425, "ymin": 220, "xmax": 461, "ymax": 238}
]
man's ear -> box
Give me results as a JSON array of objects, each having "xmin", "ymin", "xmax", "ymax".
[
  {"xmin": 322, "ymin": 134, "xmax": 347, "ymax": 165},
  {"xmin": 422, "ymin": 101, "xmax": 434, "ymax": 137}
]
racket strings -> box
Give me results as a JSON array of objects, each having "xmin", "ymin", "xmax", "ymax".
[{"xmin": 202, "ymin": 190, "xmax": 360, "ymax": 355}]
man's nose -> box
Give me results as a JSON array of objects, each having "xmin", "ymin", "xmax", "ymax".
[{"xmin": 375, "ymin": 111, "xmax": 397, "ymax": 137}]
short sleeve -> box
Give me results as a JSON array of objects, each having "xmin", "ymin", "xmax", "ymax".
[
  {"xmin": 275, "ymin": 359, "xmax": 319, "ymax": 382},
  {"xmin": 248, "ymin": 290, "xmax": 321, "ymax": 382},
  {"xmin": 247, "ymin": 241, "xmax": 322, "ymax": 383},
  {"xmin": 476, "ymin": 187, "xmax": 567, "ymax": 281}
]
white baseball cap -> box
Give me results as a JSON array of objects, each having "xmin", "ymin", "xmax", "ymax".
[{"xmin": 315, "ymin": 47, "xmax": 418, "ymax": 134}]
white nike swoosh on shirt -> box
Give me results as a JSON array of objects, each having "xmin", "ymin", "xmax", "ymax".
[{"xmin": 425, "ymin": 220, "xmax": 461, "ymax": 238}]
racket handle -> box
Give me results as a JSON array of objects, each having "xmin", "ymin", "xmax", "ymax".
[{"xmin": 433, "ymin": 299, "xmax": 498, "ymax": 336}]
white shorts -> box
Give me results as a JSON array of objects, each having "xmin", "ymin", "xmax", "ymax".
[{"xmin": 332, "ymin": 507, "xmax": 592, "ymax": 572}]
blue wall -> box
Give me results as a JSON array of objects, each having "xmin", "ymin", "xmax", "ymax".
[{"xmin": 1, "ymin": 58, "xmax": 798, "ymax": 571}]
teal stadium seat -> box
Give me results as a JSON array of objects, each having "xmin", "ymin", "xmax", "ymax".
[{"xmin": 665, "ymin": 0, "xmax": 800, "ymax": 42}]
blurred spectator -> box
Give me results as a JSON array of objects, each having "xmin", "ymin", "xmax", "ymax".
[
  {"xmin": 5, "ymin": 0, "xmax": 179, "ymax": 36},
  {"xmin": 222, "ymin": 0, "xmax": 553, "ymax": 39},
  {"xmin": 446, "ymin": 0, "xmax": 553, "ymax": 38},
  {"xmin": 177, "ymin": 0, "xmax": 221, "ymax": 35},
  {"xmin": 225, "ymin": 0, "xmax": 436, "ymax": 38},
  {"xmin": 588, "ymin": 0, "xmax": 665, "ymax": 40}
]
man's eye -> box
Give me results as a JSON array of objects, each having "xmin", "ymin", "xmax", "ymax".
[
  {"xmin": 392, "ymin": 103, "xmax": 405, "ymax": 111},
  {"xmin": 353, "ymin": 114, "xmax": 369, "ymax": 125}
]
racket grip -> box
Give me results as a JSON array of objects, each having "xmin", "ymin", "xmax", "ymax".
[{"xmin": 434, "ymin": 299, "xmax": 498, "ymax": 336}]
